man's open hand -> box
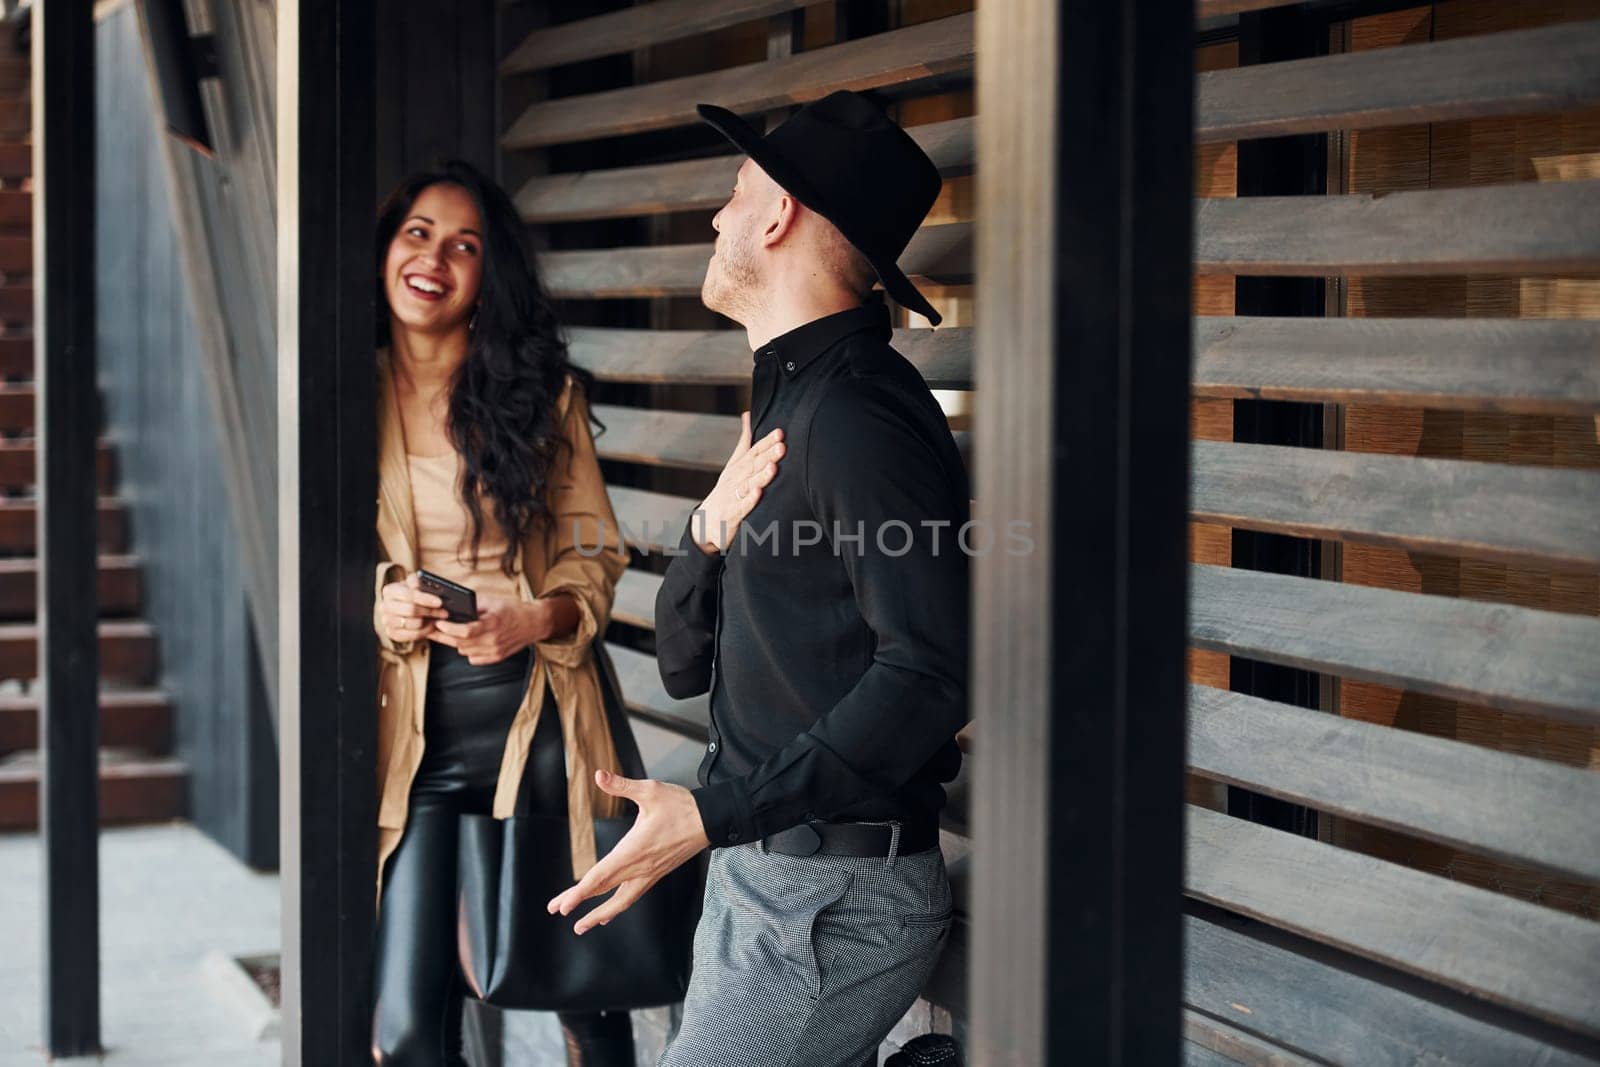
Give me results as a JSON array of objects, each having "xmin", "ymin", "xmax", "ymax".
[{"xmin": 547, "ymin": 770, "xmax": 711, "ymax": 935}]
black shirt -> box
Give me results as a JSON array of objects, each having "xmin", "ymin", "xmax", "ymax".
[{"xmin": 654, "ymin": 300, "xmax": 970, "ymax": 848}]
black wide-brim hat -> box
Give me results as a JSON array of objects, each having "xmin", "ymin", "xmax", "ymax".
[{"xmin": 697, "ymin": 91, "xmax": 945, "ymax": 326}]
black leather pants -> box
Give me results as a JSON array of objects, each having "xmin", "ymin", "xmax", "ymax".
[{"xmin": 372, "ymin": 643, "xmax": 634, "ymax": 1066}]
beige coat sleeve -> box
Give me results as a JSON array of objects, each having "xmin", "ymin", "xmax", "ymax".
[
  {"xmin": 374, "ymin": 561, "xmax": 420, "ymax": 656},
  {"xmin": 534, "ymin": 381, "xmax": 628, "ymax": 667}
]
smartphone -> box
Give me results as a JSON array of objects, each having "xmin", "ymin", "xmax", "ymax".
[{"xmin": 415, "ymin": 569, "xmax": 478, "ymax": 623}]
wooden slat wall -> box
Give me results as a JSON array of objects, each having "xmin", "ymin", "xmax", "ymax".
[
  {"xmin": 1328, "ymin": 0, "xmax": 1600, "ymax": 935},
  {"xmin": 500, "ymin": 0, "xmax": 1600, "ymax": 1058}
]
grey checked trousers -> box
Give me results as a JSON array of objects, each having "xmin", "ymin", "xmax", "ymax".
[{"xmin": 658, "ymin": 837, "xmax": 954, "ymax": 1067}]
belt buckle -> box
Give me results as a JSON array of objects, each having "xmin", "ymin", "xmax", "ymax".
[{"xmin": 790, "ymin": 822, "xmax": 822, "ymax": 857}]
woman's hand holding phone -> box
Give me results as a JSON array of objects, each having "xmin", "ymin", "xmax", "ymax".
[
  {"xmin": 431, "ymin": 594, "xmax": 554, "ymax": 666},
  {"xmin": 379, "ymin": 573, "xmax": 449, "ymax": 644}
]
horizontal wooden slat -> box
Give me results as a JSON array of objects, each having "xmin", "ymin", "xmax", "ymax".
[
  {"xmin": 599, "ymin": 410, "xmax": 1598, "ymax": 567},
  {"xmin": 0, "ymin": 690, "xmax": 172, "ymax": 756},
  {"xmin": 612, "ymin": 566, "xmax": 659, "ymax": 631},
  {"xmin": 551, "ymin": 180, "xmax": 1600, "ymax": 298},
  {"xmin": 1185, "ymin": 906, "xmax": 1600, "ymax": 1066},
  {"xmin": 573, "ymin": 325, "xmax": 974, "ymax": 389},
  {"xmin": 629, "ymin": 712, "xmax": 708, "ymax": 791},
  {"xmin": 1192, "ymin": 441, "xmax": 1600, "ymax": 570},
  {"xmin": 613, "ymin": 560, "xmax": 1600, "ymax": 879},
  {"xmin": 1186, "ymin": 805, "xmax": 1600, "ymax": 1038},
  {"xmin": 1190, "ymin": 564, "xmax": 1600, "ymax": 725},
  {"xmin": 516, "ymin": 116, "xmax": 974, "ymax": 223},
  {"xmin": 1193, "ymin": 316, "xmax": 1600, "ymax": 416},
  {"xmin": 1188, "ymin": 684, "xmax": 1600, "ymax": 883},
  {"xmin": 1197, "ymin": 19, "xmax": 1600, "ymax": 145},
  {"xmin": 0, "ymin": 554, "xmax": 142, "ymax": 619},
  {"xmin": 595, "ymin": 404, "xmax": 737, "ymax": 472},
  {"xmin": 545, "ymin": 221, "xmax": 972, "ymax": 298},
  {"xmin": 502, "ymin": 0, "xmax": 811, "ymax": 75},
  {"xmin": 503, "ymin": 13, "xmax": 975, "ymax": 149},
  {"xmin": 0, "ymin": 499, "xmax": 128, "ymax": 554},
  {"xmin": 606, "ymin": 640, "xmax": 708, "ymax": 737},
  {"xmin": 578, "ymin": 317, "xmax": 1600, "ymax": 415},
  {"xmin": 1196, "ymin": 180, "xmax": 1600, "ymax": 276},
  {"xmin": 609, "ymin": 488, "xmax": 696, "ymax": 554},
  {"xmin": 508, "ymin": 19, "xmax": 1599, "ymax": 152},
  {"xmin": 0, "ymin": 144, "xmax": 28, "ymax": 181},
  {"xmin": 1182, "ymin": 1009, "xmax": 1317, "ymax": 1067},
  {"xmin": 0, "ymin": 619, "xmax": 157, "ymax": 684},
  {"xmin": 610, "ymin": 510, "xmax": 1600, "ymax": 722}
]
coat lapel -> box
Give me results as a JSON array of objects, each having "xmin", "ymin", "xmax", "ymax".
[{"xmin": 376, "ymin": 352, "xmax": 418, "ymax": 572}]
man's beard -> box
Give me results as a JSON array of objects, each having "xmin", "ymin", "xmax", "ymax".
[{"xmin": 701, "ymin": 222, "xmax": 762, "ymax": 324}]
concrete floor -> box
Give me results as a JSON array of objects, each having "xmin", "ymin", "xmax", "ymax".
[{"xmin": 0, "ymin": 823, "xmax": 281, "ymax": 1066}]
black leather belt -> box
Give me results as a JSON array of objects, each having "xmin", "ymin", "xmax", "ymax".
[{"xmin": 762, "ymin": 819, "xmax": 939, "ymax": 858}]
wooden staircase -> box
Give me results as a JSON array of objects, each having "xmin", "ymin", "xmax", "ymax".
[{"xmin": 0, "ymin": 44, "xmax": 184, "ymax": 832}]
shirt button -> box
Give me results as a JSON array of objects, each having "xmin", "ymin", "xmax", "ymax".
[
  {"xmin": 728, "ymin": 830, "xmax": 741, "ymax": 843},
  {"xmin": 708, "ymin": 740, "xmax": 718, "ymax": 753},
  {"xmin": 785, "ymin": 361, "xmax": 795, "ymax": 372}
]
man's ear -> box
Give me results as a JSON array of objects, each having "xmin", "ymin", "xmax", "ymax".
[{"xmin": 762, "ymin": 194, "xmax": 800, "ymax": 249}]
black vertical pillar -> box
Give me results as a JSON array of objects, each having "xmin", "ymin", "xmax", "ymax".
[
  {"xmin": 277, "ymin": 0, "xmax": 378, "ymax": 1062},
  {"xmin": 1228, "ymin": 8, "xmax": 1326, "ymax": 837},
  {"xmin": 35, "ymin": 0, "xmax": 102, "ymax": 1056},
  {"xmin": 970, "ymin": 0, "xmax": 1194, "ymax": 1062}
]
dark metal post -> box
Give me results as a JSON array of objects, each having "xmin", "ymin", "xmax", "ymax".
[
  {"xmin": 1227, "ymin": 7, "xmax": 1328, "ymax": 837},
  {"xmin": 277, "ymin": 0, "xmax": 378, "ymax": 1061},
  {"xmin": 969, "ymin": 0, "xmax": 1194, "ymax": 1061},
  {"xmin": 35, "ymin": 0, "xmax": 102, "ymax": 1055}
]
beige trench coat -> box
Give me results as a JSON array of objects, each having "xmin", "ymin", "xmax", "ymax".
[{"xmin": 373, "ymin": 355, "xmax": 629, "ymax": 900}]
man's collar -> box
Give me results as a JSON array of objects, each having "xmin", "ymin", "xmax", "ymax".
[{"xmin": 754, "ymin": 298, "xmax": 891, "ymax": 379}]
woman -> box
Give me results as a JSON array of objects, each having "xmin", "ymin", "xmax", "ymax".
[{"xmin": 370, "ymin": 160, "xmax": 633, "ymax": 1066}]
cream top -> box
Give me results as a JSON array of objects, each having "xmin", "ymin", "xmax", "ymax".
[{"xmin": 406, "ymin": 450, "xmax": 522, "ymax": 605}]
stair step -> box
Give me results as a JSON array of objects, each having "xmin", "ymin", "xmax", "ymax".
[
  {"xmin": 0, "ymin": 441, "xmax": 115, "ymax": 493},
  {"xmin": 0, "ymin": 234, "xmax": 23, "ymax": 273},
  {"xmin": 0, "ymin": 289, "xmax": 32, "ymax": 326},
  {"xmin": 0, "ymin": 554, "xmax": 142, "ymax": 619},
  {"xmin": 0, "ymin": 144, "xmax": 28, "ymax": 182},
  {"xmin": 0, "ymin": 384, "xmax": 103, "ymax": 434},
  {"xmin": 0, "ymin": 620, "xmax": 157, "ymax": 685},
  {"xmin": 0, "ymin": 99, "xmax": 28, "ymax": 140},
  {"xmin": 0, "ymin": 190, "xmax": 26, "ymax": 228},
  {"xmin": 0, "ymin": 57, "xmax": 25, "ymax": 94},
  {"xmin": 0, "ymin": 752, "xmax": 187, "ymax": 830},
  {"xmin": 0, "ymin": 689, "xmax": 172, "ymax": 756},
  {"xmin": 0, "ymin": 337, "xmax": 28, "ymax": 378},
  {"xmin": 0, "ymin": 499, "xmax": 129, "ymax": 554}
]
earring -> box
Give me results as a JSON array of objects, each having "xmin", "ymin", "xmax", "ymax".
[{"xmin": 468, "ymin": 306, "xmax": 479, "ymax": 334}]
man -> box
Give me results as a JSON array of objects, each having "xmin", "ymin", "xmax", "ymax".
[{"xmin": 547, "ymin": 91, "xmax": 970, "ymax": 1066}]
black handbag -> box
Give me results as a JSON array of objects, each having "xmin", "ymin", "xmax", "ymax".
[{"xmin": 456, "ymin": 645, "xmax": 698, "ymax": 1011}]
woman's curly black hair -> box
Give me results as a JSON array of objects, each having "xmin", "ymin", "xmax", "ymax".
[{"xmin": 376, "ymin": 159, "xmax": 598, "ymax": 578}]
